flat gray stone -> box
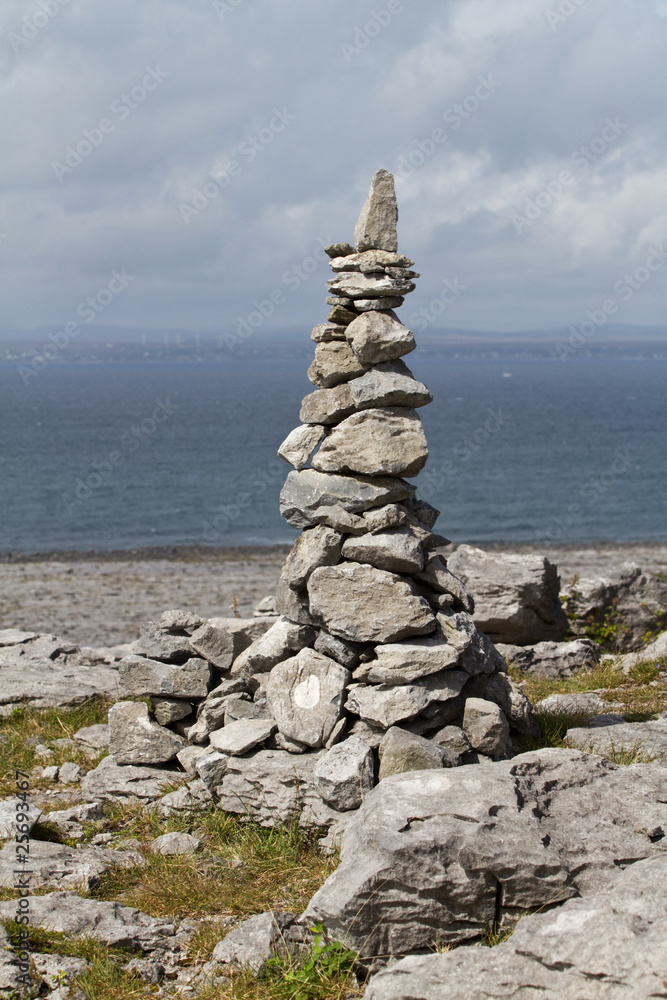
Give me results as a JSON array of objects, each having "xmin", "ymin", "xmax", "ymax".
[
  {"xmin": 304, "ymin": 748, "xmax": 667, "ymax": 958},
  {"xmin": 0, "ymin": 660, "xmax": 124, "ymax": 710},
  {"xmin": 341, "ymin": 526, "xmax": 425, "ymax": 574},
  {"xmin": 73, "ymin": 723, "xmax": 109, "ymax": 749},
  {"xmin": 282, "ymin": 525, "xmax": 343, "ymax": 590},
  {"xmin": 267, "ymin": 649, "xmax": 350, "ymax": 748},
  {"xmin": 151, "ymin": 697, "xmax": 192, "ymax": 726},
  {"xmin": 462, "ymin": 697, "xmax": 510, "ymax": 758},
  {"xmin": 280, "ymin": 469, "xmax": 414, "ymax": 529},
  {"xmin": 300, "ymin": 384, "xmax": 355, "ymax": 425},
  {"xmin": 212, "ymin": 911, "xmax": 300, "ymax": 973},
  {"xmin": 134, "ymin": 621, "xmax": 193, "ymax": 662},
  {"xmin": 430, "ymin": 725, "xmax": 472, "ymax": 754},
  {"xmin": 345, "ymin": 670, "xmax": 468, "ymax": 729},
  {"xmin": 567, "ymin": 715, "xmax": 667, "ymax": 759},
  {"xmin": 378, "ymin": 726, "xmax": 459, "ymax": 780},
  {"xmin": 354, "ymin": 168, "xmax": 398, "ymax": 252},
  {"xmin": 345, "ymin": 311, "xmax": 416, "ymax": 365},
  {"xmin": 108, "ymin": 701, "xmax": 186, "ymax": 765},
  {"xmin": 307, "ymin": 341, "xmax": 367, "ymax": 389},
  {"xmin": 313, "ymin": 737, "xmax": 375, "ymax": 811},
  {"xmin": 160, "ymin": 609, "xmax": 204, "ymax": 630},
  {"xmin": 312, "ymin": 407, "xmax": 427, "ymax": 478},
  {"xmin": 355, "ymin": 296, "xmax": 405, "ymax": 311},
  {"xmin": 80, "ymin": 755, "xmax": 186, "ymax": 802},
  {"xmin": 314, "ymin": 631, "xmax": 365, "ymax": 669},
  {"xmin": 118, "ymin": 655, "xmax": 211, "ymax": 699},
  {"xmin": 447, "ymin": 545, "xmax": 568, "ymax": 645},
  {"xmin": 365, "ymin": 633, "xmax": 461, "ymax": 684},
  {"xmin": 230, "ymin": 618, "xmax": 316, "ymax": 681},
  {"xmin": 0, "ymin": 840, "xmax": 144, "ymax": 891},
  {"xmin": 185, "ymin": 678, "xmax": 249, "ymax": 744},
  {"xmin": 310, "ymin": 322, "xmax": 347, "ymax": 342},
  {"xmin": 327, "ymin": 272, "xmax": 415, "ymax": 299},
  {"xmin": 278, "ymin": 424, "xmax": 326, "ymax": 469},
  {"xmin": 308, "ymin": 562, "xmax": 435, "ymax": 644},
  {"xmin": 347, "ymin": 361, "xmax": 431, "ymax": 409},
  {"xmin": 617, "ymin": 630, "xmax": 667, "ymax": 673},
  {"xmin": 188, "ymin": 623, "xmax": 236, "ymax": 671},
  {"xmin": 362, "ymin": 503, "xmax": 409, "ymax": 533},
  {"xmin": 536, "ymin": 691, "xmax": 609, "ymax": 716},
  {"xmin": 209, "ymin": 718, "xmax": 277, "ymax": 755},
  {"xmin": 150, "ymin": 832, "xmax": 200, "ymax": 855},
  {"xmin": 195, "ymin": 750, "xmax": 229, "ymax": 790},
  {"xmin": 330, "ymin": 250, "xmax": 414, "ymax": 272},
  {"xmin": 0, "ymin": 628, "xmax": 38, "ymax": 646},
  {"xmin": 0, "ymin": 892, "xmax": 177, "ymax": 953},
  {"xmin": 497, "ymin": 638, "xmax": 600, "ymax": 678},
  {"xmin": 363, "ymin": 854, "xmax": 667, "ymax": 1000}
]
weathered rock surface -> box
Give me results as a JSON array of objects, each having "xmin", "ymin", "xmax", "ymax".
[
  {"xmin": 447, "ymin": 545, "xmax": 568, "ymax": 644},
  {"xmin": 187, "ymin": 623, "xmax": 236, "ymax": 670},
  {"xmin": 109, "ymin": 701, "xmax": 186, "ymax": 765},
  {"xmin": 314, "ymin": 631, "xmax": 366, "ymax": 669},
  {"xmin": 355, "ymin": 295, "xmax": 405, "ymax": 311},
  {"xmin": 330, "ymin": 250, "xmax": 413, "ymax": 271},
  {"xmin": 354, "ymin": 168, "xmax": 398, "ymax": 252},
  {"xmin": 312, "ymin": 407, "xmax": 427, "ymax": 478},
  {"xmin": 345, "ymin": 312, "xmax": 416, "ymax": 365},
  {"xmin": 280, "ymin": 469, "xmax": 414, "ymax": 529},
  {"xmin": 211, "ymin": 911, "xmax": 301, "ymax": 973},
  {"xmin": 327, "ymin": 272, "xmax": 415, "ymax": 300},
  {"xmin": 277, "ymin": 424, "xmax": 326, "ymax": 469},
  {"xmin": 308, "ymin": 563, "xmax": 435, "ymax": 643},
  {"xmin": 616, "ymin": 630, "xmax": 667, "ymax": 672},
  {"xmin": 564, "ymin": 562, "xmax": 667, "ymax": 651},
  {"xmin": 151, "ymin": 697, "xmax": 192, "ymax": 726},
  {"xmin": 81, "ymin": 756, "xmax": 185, "ymax": 802},
  {"xmin": 415, "ymin": 554, "xmax": 474, "ymax": 614},
  {"xmin": 150, "ymin": 832, "xmax": 200, "ymax": 856},
  {"xmin": 300, "ymin": 385, "xmax": 355, "ymax": 425},
  {"xmin": 119, "ymin": 655, "xmax": 211, "ymax": 699},
  {"xmin": 378, "ymin": 726, "xmax": 459, "ymax": 780},
  {"xmin": 313, "ymin": 737, "xmax": 375, "ymax": 811},
  {"xmin": 346, "ymin": 671, "xmax": 468, "ymax": 729},
  {"xmin": 310, "ymin": 322, "xmax": 347, "ymax": 342},
  {"xmin": 0, "ymin": 893, "xmax": 177, "ymax": 953},
  {"xmin": 462, "ymin": 697, "xmax": 509, "ymax": 758},
  {"xmin": 134, "ymin": 621, "xmax": 193, "ymax": 662},
  {"xmin": 567, "ymin": 714, "xmax": 667, "ymax": 759},
  {"xmin": 0, "ymin": 797, "xmax": 42, "ymax": 839},
  {"xmin": 73, "ymin": 723, "xmax": 110, "ymax": 749},
  {"xmin": 282, "ymin": 526, "xmax": 342, "ymax": 590},
  {"xmin": 209, "ymin": 718, "xmax": 277, "ymax": 755},
  {"xmin": 363, "ymin": 853, "xmax": 667, "ymax": 1000},
  {"xmin": 0, "ymin": 659, "xmax": 124, "ymax": 711},
  {"xmin": 536, "ymin": 691, "xmax": 609, "ymax": 716},
  {"xmin": 308, "ymin": 341, "xmax": 367, "ymax": 388},
  {"xmin": 342, "ymin": 526, "xmax": 425, "ymax": 574},
  {"xmin": 304, "ymin": 748, "xmax": 667, "ymax": 957},
  {"xmin": 365, "ymin": 634, "xmax": 461, "ymax": 684},
  {"xmin": 347, "ymin": 360, "xmax": 431, "ymax": 409},
  {"xmin": 230, "ymin": 618, "xmax": 316, "ymax": 681},
  {"xmin": 0, "ymin": 840, "xmax": 144, "ymax": 891},
  {"xmin": 463, "ymin": 670, "xmax": 538, "ymax": 737},
  {"xmin": 267, "ymin": 649, "xmax": 350, "ymax": 748},
  {"xmin": 185, "ymin": 679, "xmax": 249, "ymax": 744},
  {"xmin": 497, "ymin": 637, "xmax": 600, "ymax": 678}
]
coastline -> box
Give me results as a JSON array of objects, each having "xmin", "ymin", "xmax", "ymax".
[{"xmin": 1, "ymin": 540, "xmax": 665, "ymax": 648}]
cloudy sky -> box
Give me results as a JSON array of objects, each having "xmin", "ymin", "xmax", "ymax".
[{"xmin": 2, "ymin": 0, "xmax": 667, "ymax": 337}]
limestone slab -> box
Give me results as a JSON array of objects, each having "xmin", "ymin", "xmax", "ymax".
[{"xmin": 311, "ymin": 407, "xmax": 427, "ymax": 478}]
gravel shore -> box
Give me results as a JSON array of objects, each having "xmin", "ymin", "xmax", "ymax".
[{"xmin": 1, "ymin": 541, "xmax": 665, "ymax": 647}]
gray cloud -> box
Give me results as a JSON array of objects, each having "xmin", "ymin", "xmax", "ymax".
[{"xmin": 1, "ymin": 0, "xmax": 666, "ymax": 336}]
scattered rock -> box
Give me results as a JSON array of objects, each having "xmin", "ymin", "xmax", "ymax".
[
  {"xmin": 0, "ymin": 840, "xmax": 144, "ymax": 891},
  {"xmin": 73, "ymin": 723, "xmax": 109, "ymax": 749},
  {"xmin": 212, "ymin": 911, "xmax": 301, "ymax": 973},
  {"xmin": 313, "ymin": 737, "xmax": 375, "ymax": 810},
  {"xmin": 58, "ymin": 761, "xmax": 83, "ymax": 784},
  {"xmin": 616, "ymin": 630, "xmax": 667, "ymax": 672},
  {"xmin": 109, "ymin": 701, "xmax": 186, "ymax": 765},
  {"xmin": 497, "ymin": 638, "xmax": 600, "ymax": 678},
  {"xmin": 304, "ymin": 748, "xmax": 667, "ymax": 958},
  {"xmin": 186, "ymin": 678, "xmax": 249, "ymax": 743},
  {"xmin": 150, "ymin": 832, "xmax": 200, "ymax": 856},
  {"xmin": 536, "ymin": 692, "xmax": 610, "ymax": 716},
  {"xmin": 363, "ymin": 853, "xmax": 667, "ymax": 1000},
  {"xmin": 195, "ymin": 750, "xmax": 229, "ymax": 790},
  {"xmin": 81, "ymin": 756, "xmax": 186, "ymax": 802},
  {"xmin": 566, "ymin": 714, "xmax": 667, "ymax": 759},
  {"xmin": 447, "ymin": 545, "xmax": 568, "ymax": 644},
  {"xmin": 0, "ymin": 797, "xmax": 41, "ymax": 839}
]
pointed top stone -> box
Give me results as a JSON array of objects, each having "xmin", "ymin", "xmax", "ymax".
[{"xmin": 354, "ymin": 169, "xmax": 398, "ymax": 253}]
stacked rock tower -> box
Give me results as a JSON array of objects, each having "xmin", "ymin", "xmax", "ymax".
[{"xmin": 108, "ymin": 170, "xmax": 535, "ymax": 829}]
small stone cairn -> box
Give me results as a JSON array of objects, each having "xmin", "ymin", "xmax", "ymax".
[{"xmin": 111, "ymin": 170, "xmax": 535, "ymax": 828}]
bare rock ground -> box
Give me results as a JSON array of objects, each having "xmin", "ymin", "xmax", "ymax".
[{"xmin": 0, "ymin": 542, "xmax": 664, "ymax": 648}]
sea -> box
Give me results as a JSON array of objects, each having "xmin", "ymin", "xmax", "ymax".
[{"xmin": 1, "ymin": 350, "xmax": 665, "ymax": 554}]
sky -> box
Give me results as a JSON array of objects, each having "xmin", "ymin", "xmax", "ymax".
[{"xmin": 1, "ymin": 0, "xmax": 667, "ymax": 338}]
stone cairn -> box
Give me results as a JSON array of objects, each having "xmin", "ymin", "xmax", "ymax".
[{"xmin": 109, "ymin": 170, "xmax": 535, "ymax": 832}]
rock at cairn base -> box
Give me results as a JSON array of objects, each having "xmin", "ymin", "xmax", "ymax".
[{"xmin": 112, "ymin": 169, "xmax": 535, "ymax": 838}]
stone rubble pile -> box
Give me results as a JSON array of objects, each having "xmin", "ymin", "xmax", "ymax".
[{"xmin": 104, "ymin": 170, "xmax": 536, "ymax": 830}]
